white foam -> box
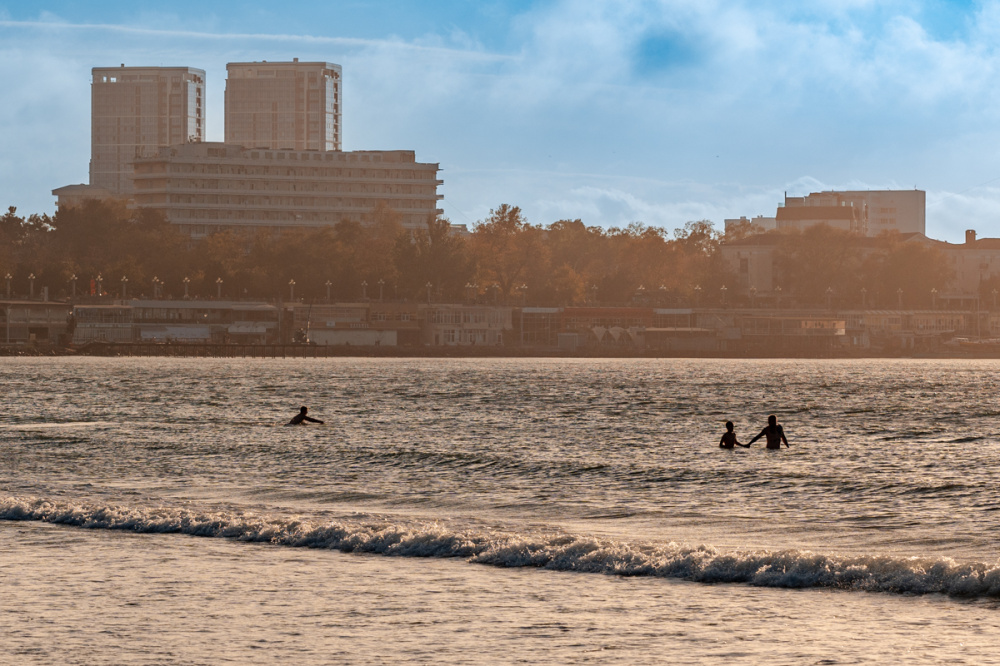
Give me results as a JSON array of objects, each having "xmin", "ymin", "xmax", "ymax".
[{"xmin": 4, "ymin": 495, "xmax": 999, "ymax": 598}]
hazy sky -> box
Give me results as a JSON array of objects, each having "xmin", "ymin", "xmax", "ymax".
[{"xmin": 2, "ymin": 0, "xmax": 1000, "ymax": 241}]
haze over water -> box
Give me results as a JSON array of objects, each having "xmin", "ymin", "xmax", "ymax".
[{"xmin": 3, "ymin": 357, "xmax": 1000, "ymax": 663}]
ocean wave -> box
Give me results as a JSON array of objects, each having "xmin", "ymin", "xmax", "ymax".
[{"xmin": 3, "ymin": 495, "xmax": 1000, "ymax": 599}]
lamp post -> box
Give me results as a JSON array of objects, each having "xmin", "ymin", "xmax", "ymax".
[
  {"xmin": 69, "ymin": 274, "xmax": 77, "ymax": 299},
  {"xmin": 182, "ymin": 276, "xmax": 190, "ymax": 299},
  {"xmin": 861, "ymin": 287, "xmax": 867, "ymax": 309},
  {"xmin": 325, "ymin": 280, "xmax": 332, "ymax": 302},
  {"xmin": 28, "ymin": 273, "xmax": 35, "ymax": 299},
  {"xmin": 826, "ymin": 286, "xmax": 833, "ymax": 310},
  {"xmin": 636, "ymin": 284, "xmax": 646, "ymax": 304},
  {"xmin": 720, "ymin": 285, "xmax": 727, "ymax": 307},
  {"xmin": 4, "ymin": 273, "xmax": 10, "ymax": 298},
  {"xmin": 749, "ymin": 285, "xmax": 757, "ymax": 308},
  {"xmin": 288, "ymin": 279, "xmax": 296, "ymax": 302},
  {"xmin": 465, "ymin": 282, "xmax": 475, "ymax": 303},
  {"xmin": 426, "ymin": 281, "xmax": 433, "ymax": 304},
  {"xmin": 897, "ymin": 287, "xmax": 903, "ymax": 309},
  {"xmin": 659, "ymin": 284, "xmax": 668, "ymax": 306},
  {"xmin": 591, "ymin": 284, "xmax": 598, "ymax": 305},
  {"xmin": 361, "ymin": 280, "xmax": 368, "ymax": 301},
  {"xmin": 216, "ymin": 277, "xmax": 223, "ymax": 299},
  {"xmin": 993, "ymin": 288, "xmax": 998, "ymax": 310},
  {"xmin": 774, "ymin": 285, "xmax": 782, "ymax": 309},
  {"xmin": 931, "ymin": 287, "xmax": 937, "ymax": 310},
  {"xmin": 151, "ymin": 276, "xmax": 159, "ymax": 299},
  {"xmin": 518, "ymin": 283, "xmax": 527, "ymax": 306},
  {"xmin": 378, "ymin": 278, "xmax": 385, "ymax": 302},
  {"xmin": 121, "ymin": 276, "xmax": 128, "ymax": 300},
  {"xmin": 694, "ymin": 284, "xmax": 702, "ymax": 307},
  {"xmin": 96, "ymin": 274, "xmax": 103, "ymax": 297}
]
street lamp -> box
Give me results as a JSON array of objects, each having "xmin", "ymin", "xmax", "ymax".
[
  {"xmin": 425, "ymin": 281, "xmax": 433, "ymax": 304},
  {"xmin": 720, "ymin": 285, "xmax": 727, "ymax": 307},
  {"xmin": 518, "ymin": 283, "xmax": 527, "ymax": 306},
  {"xmin": 591, "ymin": 284, "xmax": 598, "ymax": 304},
  {"xmin": 749, "ymin": 285, "xmax": 757, "ymax": 308},
  {"xmin": 4, "ymin": 273, "xmax": 10, "ymax": 298},
  {"xmin": 993, "ymin": 288, "xmax": 998, "ymax": 310},
  {"xmin": 636, "ymin": 284, "xmax": 646, "ymax": 303},
  {"xmin": 378, "ymin": 278, "xmax": 385, "ymax": 302},
  {"xmin": 361, "ymin": 280, "xmax": 367, "ymax": 301},
  {"xmin": 861, "ymin": 287, "xmax": 867, "ymax": 308},
  {"xmin": 28, "ymin": 273, "xmax": 35, "ymax": 298},
  {"xmin": 69, "ymin": 274, "xmax": 77, "ymax": 299},
  {"xmin": 897, "ymin": 287, "xmax": 903, "ymax": 309},
  {"xmin": 182, "ymin": 276, "xmax": 190, "ymax": 299},
  {"xmin": 96, "ymin": 274, "xmax": 103, "ymax": 297},
  {"xmin": 659, "ymin": 284, "xmax": 668, "ymax": 306},
  {"xmin": 465, "ymin": 282, "xmax": 476, "ymax": 303},
  {"xmin": 826, "ymin": 286, "xmax": 833, "ymax": 310},
  {"xmin": 325, "ymin": 280, "xmax": 332, "ymax": 301},
  {"xmin": 151, "ymin": 276, "xmax": 159, "ymax": 299},
  {"xmin": 931, "ymin": 287, "xmax": 937, "ymax": 310},
  {"xmin": 216, "ymin": 277, "xmax": 223, "ymax": 299},
  {"xmin": 694, "ymin": 284, "xmax": 702, "ymax": 307},
  {"xmin": 121, "ymin": 276, "xmax": 128, "ymax": 300},
  {"xmin": 288, "ymin": 279, "xmax": 296, "ymax": 301},
  {"xmin": 774, "ymin": 285, "xmax": 782, "ymax": 309}
]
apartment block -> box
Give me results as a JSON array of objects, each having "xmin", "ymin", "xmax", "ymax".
[
  {"xmin": 131, "ymin": 142, "xmax": 443, "ymax": 236},
  {"xmin": 781, "ymin": 190, "xmax": 925, "ymax": 236},
  {"xmin": 90, "ymin": 66, "xmax": 205, "ymax": 196},
  {"xmin": 225, "ymin": 59, "xmax": 341, "ymax": 152}
]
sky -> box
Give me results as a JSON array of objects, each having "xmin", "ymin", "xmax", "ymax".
[{"xmin": 2, "ymin": 0, "xmax": 1000, "ymax": 241}]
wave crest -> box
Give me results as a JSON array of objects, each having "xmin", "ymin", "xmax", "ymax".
[{"xmin": 4, "ymin": 495, "xmax": 999, "ymax": 598}]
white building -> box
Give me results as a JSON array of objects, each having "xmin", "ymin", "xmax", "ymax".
[
  {"xmin": 131, "ymin": 142, "xmax": 442, "ymax": 236},
  {"xmin": 226, "ymin": 59, "xmax": 341, "ymax": 152},
  {"xmin": 90, "ymin": 65, "xmax": 205, "ymax": 196}
]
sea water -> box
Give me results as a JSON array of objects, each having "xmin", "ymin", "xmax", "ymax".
[{"xmin": 2, "ymin": 357, "xmax": 1000, "ymax": 664}]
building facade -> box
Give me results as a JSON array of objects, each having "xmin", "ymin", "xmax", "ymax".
[
  {"xmin": 90, "ymin": 66, "xmax": 205, "ymax": 196},
  {"xmin": 131, "ymin": 142, "xmax": 443, "ymax": 236},
  {"xmin": 781, "ymin": 190, "xmax": 925, "ymax": 236},
  {"xmin": 225, "ymin": 60, "xmax": 342, "ymax": 152}
]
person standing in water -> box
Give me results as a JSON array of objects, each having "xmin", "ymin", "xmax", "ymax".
[
  {"xmin": 719, "ymin": 421, "xmax": 750, "ymax": 449},
  {"xmin": 287, "ymin": 406, "xmax": 324, "ymax": 426},
  {"xmin": 747, "ymin": 414, "xmax": 789, "ymax": 449}
]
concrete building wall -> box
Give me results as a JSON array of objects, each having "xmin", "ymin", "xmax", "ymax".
[
  {"xmin": 91, "ymin": 66, "xmax": 205, "ymax": 196},
  {"xmin": 131, "ymin": 142, "xmax": 443, "ymax": 235},
  {"xmin": 225, "ymin": 60, "xmax": 341, "ymax": 152}
]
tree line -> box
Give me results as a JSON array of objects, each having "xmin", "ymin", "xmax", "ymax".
[{"xmin": 0, "ymin": 200, "xmax": 961, "ymax": 307}]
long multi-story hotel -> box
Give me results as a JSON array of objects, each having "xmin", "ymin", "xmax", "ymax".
[
  {"xmin": 225, "ymin": 59, "xmax": 341, "ymax": 152},
  {"xmin": 90, "ymin": 65, "xmax": 205, "ymax": 195},
  {"xmin": 131, "ymin": 142, "xmax": 442, "ymax": 237}
]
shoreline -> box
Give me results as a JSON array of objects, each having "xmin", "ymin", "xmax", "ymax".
[{"xmin": 2, "ymin": 342, "xmax": 998, "ymax": 360}]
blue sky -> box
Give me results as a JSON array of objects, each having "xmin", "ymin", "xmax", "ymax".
[{"xmin": 1, "ymin": 0, "xmax": 998, "ymax": 241}]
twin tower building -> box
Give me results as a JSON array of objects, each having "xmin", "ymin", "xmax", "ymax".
[{"xmin": 54, "ymin": 60, "xmax": 443, "ymax": 238}]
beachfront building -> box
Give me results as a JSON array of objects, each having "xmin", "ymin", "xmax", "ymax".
[
  {"xmin": 423, "ymin": 304, "xmax": 512, "ymax": 346},
  {"xmin": 226, "ymin": 60, "xmax": 341, "ymax": 152},
  {"xmin": 0, "ymin": 301, "xmax": 73, "ymax": 345},
  {"xmin": 131, "ymin": 142, "xmax": 443, "ymax": 237},
  {"xmin": 72, "ymin": 300, "xmax": 280, "ymax": 345}
]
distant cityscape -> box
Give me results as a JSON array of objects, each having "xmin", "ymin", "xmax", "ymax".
[
  {"xmin": 4, "ymin": 59, "xmax": 1000, "ymax": 356},
  {"xmin": 52, "ymin": 60, "xmax": 445, "ymax": 238}
]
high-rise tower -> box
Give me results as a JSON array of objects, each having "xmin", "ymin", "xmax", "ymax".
[
  {"xmin": 90, "ymin": 66, "xmax": 205, "ymax": 195},
  {"xmin": 225, "ymin": 59, "xmax": 342, "ymax": 151}
]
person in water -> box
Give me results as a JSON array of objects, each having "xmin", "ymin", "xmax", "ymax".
[
  {"xmin": 287, "ymin": 406, "xmax": 324, "ymax": 426},
  {"xmin": 747, "ymin": 414, "xmax": 789, "ymax": 449},
  {"xmin": 719, "ymin": 421, "xmax": 749, "ymax": 449}
]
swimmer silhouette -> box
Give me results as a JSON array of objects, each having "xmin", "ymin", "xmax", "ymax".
[
  {"xmin": 286, "ymin": 406, "xmax": 324, "ymax": 426},
  {"xmin": 747, "ymin": 414, "xmax": 789, "ymax": 449},
  {"xmin": 719, "ymin": 421, "xmax": 750, "ymax": 449}
]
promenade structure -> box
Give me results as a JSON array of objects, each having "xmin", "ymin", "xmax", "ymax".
[
  {"xmin": 225, "ymin": 60, "xmax": 341, "ymax": 152},
  {"xmin": 90, "ymin": 66, "xmax": 206, "ymax": 195},
  {"xmin": 131, "ymin": 142, "xmax": 442, "ymax": 236}
]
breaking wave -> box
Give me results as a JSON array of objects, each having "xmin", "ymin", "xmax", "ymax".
[{"xmin": 4, "ymin": 495, "xmax": 1000, "ymax": 599}]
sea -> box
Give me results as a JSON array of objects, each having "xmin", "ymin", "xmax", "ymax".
[{"xmin": 2, "ymin": 356, "xmax": 1000, "ymax": 664}]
